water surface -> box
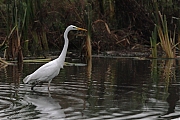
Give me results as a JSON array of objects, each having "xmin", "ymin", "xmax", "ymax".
[{"xmin": 0, "ymin": 57, "xmax": 179, "ymax": 119}]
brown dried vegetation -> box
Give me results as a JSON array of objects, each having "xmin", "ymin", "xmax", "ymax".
[{"xmin": 0, "ymin": 0, "xmax": 180, "ymax": 60}]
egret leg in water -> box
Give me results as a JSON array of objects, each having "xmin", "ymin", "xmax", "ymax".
[
  {"xmin": 23, "ymin": 25, "xmax": 87, "ymax": 90},
  {"xmin": 31, "ymin": 81, "xmax": 42, "ymax": 90},
  {"xmin": 31, "ymin": 83, "xmax": 38, "ymax": 91},
  {"xmin": 48, "ymin": 80, "xmax": 52, "ymax": 91}
]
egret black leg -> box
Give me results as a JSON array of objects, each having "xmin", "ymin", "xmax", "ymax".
[
  {"xmin": 31, "ymin": 86, "xmax": 34, "ymax": 90},
  {"xmin": 31, "ymin": 84, "xmax": 36, "ymax": 90},
  {"xmin": 31, "ymin": 81, "xmax": 39, "ymax": 90},
  {"xmin": 48, "ymin": 82, "xmax": 50, "ymax": 91}
]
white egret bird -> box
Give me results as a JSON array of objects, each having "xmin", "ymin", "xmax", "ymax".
[{"xmin": 23, "ymin": 25, "xmax": 87, "ymax": 90}]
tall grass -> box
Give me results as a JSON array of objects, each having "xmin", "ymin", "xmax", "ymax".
[
  {"xmin": 1, "ymin": 0, "xmax": 180, "ymax": 60},
  {"xmin": 5, "ymin": 0, "xmax": 26, "ymax": 62},
  {"xmin": 4, "ymin": 0, "xmax": 49, "ymax": 61},
  {"xmin": 85, "ymin": 2, "xmax": 92, "ymax": 60},
  {"xmin": 150, "ymin": 26, "xmax": 157, "ymax": 58},
  {"xmin": 156, "ymin": 12, "xmax": 175, "ymax": 58},
  {"xmin": 177, "ymin": 19, "xmax": 180, "ymax": 56}
]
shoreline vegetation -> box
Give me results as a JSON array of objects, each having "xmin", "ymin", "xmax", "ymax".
[{"xmin": 0, "ymin": 0, "xmax": 180, "ymax": 63}]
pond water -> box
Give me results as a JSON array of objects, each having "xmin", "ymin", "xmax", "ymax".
[{"xmin": 0, "ymin": 57, "xmax": 179, "ymax": 120}]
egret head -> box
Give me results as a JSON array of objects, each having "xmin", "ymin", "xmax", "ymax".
[{"xmin": 68, "ymin": 25, "xmax": 87, "ymax": 31}]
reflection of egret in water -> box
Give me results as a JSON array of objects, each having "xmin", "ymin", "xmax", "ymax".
[
  {"xmin": 166, "ymin": 86, "xmax": 179, "ymax": 115},
  {"xmin": 24, "ymin": 92, "xmax": 65, "ymax": 119},
  {"xmin": 159, "ymin": 85, "xmax": 180, "ymax": 118}
]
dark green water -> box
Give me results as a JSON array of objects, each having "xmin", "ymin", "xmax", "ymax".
[{"xmin": 0, "ymin": 57, "xmax": 179, "ymax": 119}]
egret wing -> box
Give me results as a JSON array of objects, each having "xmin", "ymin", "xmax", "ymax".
[{"xmin": 25, "ymin": 60, "xmax": 60, "ymax": 83}]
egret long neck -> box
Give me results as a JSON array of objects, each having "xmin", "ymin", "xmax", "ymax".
[{"xmin": 58, "ymin": 29, "xmax": 69, "ymax": 66}]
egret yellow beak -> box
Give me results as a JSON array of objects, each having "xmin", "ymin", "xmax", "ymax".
[{"xmin": 77, "ymin": 27, "xmax": 87, "ymax": 31}]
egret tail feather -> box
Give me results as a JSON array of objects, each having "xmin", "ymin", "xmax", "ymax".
[{"xmin": 23, "ymin": 75, "xmax": 30, "ymax": 83}]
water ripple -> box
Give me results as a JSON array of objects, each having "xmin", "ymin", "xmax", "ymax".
[{"xmin": 0, "ymin": 58, "xmax": 179, "ymax": 119}]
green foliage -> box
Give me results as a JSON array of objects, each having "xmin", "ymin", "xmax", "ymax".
[
  {"xmin": 150, "ymin": 26, "xmax": 157, "ymax": 58},
  {"xmin": 3, "ymin": 0, "xmax": 49, "ymax": 58},
  {"xmin": 156, "ymin": 12, "xmax": 176, "ymax": 58},
  {"xmin": 150, "ymin": 1, "xmax": 180, "ymax": 58},
  {"xmin": 1, "ymin": 0, "xmax": 180, "ymax": 59}
]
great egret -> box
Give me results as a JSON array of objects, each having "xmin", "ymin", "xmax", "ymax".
[{"xmin": 23, "ymin": 25, "xmax": 87, "ymax": 90}]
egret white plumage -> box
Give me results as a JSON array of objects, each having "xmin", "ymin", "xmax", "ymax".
[{"xmin": 23, "ymin": 25, "xmax": 87, "ymax": 90}]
